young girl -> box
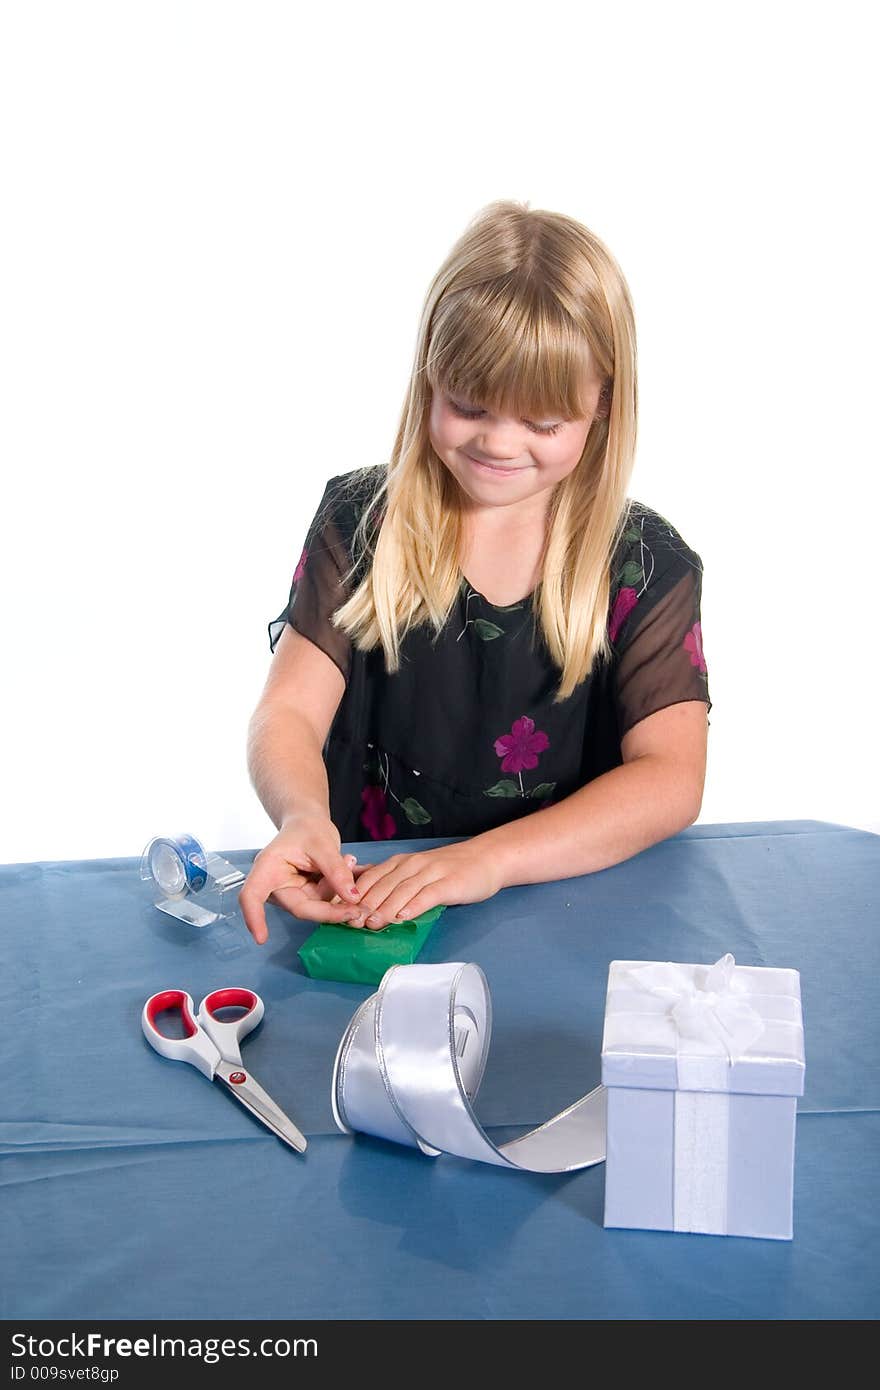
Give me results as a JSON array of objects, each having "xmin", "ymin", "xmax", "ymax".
[{"xmin": 240, "ymin": 199, "xmax": 711, "ymax": 944}]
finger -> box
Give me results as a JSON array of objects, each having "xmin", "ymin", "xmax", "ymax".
[
  {"xmin": 388, "ymin": 882, "xmax": 443, "ymax": 924},
  {"xmin": 268, "ymin": 883, "xmax": 327, "ymax": 912},
  {"xmin": 361, "ymin": 873, "xmax": 423, "ymax": 927},
  {"xmin": 273, "ymin": 880, "xmax": 321, "ymax": 903},
  {"xmin": 310, "ymin": 847, "xmax": 363, "ymax": 906},
  {"xmin": 292, "ymin": 858, "xmax": 363, "ymax": 904},
  {"xmin": 318, "ymin": 855, "xmax": 361, "ymax": 903},
  {"xmin": 270, "ymin": 873, "xmax": 311, "ymax": 894},
  {"xmin": 329, "ymin": 862, "xmax": 372, "ymax": 897},
  {"xmin": 348, "ymin": 862, "xmax": 422, "ymax": 928},
  {"xmin": 266, "ymin": 886, "xmax": 364, "ymax": 925},
  {"xmin": 364, "ymin": 873, "xmax": 440, "ymax": 929},
  {"xmin": 345, "ymin": 854, "xmax": 404, "ymax": 905},
  {"xmin": 271, "ymin": 857, "xmax": 360, "ymax": 919},
  {"xmin": 238, "ymin": 861, "xmax": 279, "ymax": 945},
  {"xmin": 345, "ymin": 866, "xmax": 400, "ymax": 923}
]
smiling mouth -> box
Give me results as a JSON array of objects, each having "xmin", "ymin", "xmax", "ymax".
[{"xmin": 464, "ymin": 453, "xmax": 527, "ymax": 474}]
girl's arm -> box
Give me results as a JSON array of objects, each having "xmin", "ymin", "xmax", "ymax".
[
  {"xmin": 247, "ymin": 625, "xmax": 345, "ymax": 827},
  {"xmin": 240, "ymin": 626, "xmax": 363, "ymax": 943},
  {"xmin": 481, "ymin": 699, "xmax": 708, "ymax": 888},
  {"xmin": 345, "ymin": 700, "xmax": 708, "ymax": 927}
]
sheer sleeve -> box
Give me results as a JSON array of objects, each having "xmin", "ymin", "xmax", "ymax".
[
  {"xmin": 267, "ymin": 475, "xmax": 355, "ymax": 682},
  {"xmin": 611, "ymin": 510, "xmax": 712, "ymax": 739}
]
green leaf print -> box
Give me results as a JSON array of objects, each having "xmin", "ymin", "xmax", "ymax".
[
  {"xmin": 618, "ymin": 560, "xmax": 643, "ymax": 588},
  {"xmin": 530, "ymin": 782, "xmax": 556, "ymax": 800},
  {"xmin": 484, "ymin": 779, "xmax": 521, "ymax": 798},
  {"xmin": 401, "ymin": 797, "xmax": 432, "ymax": 825},
  {"xmin": 623, "ymin": 527, "xmax": 641, "ymax": 543},
  {"xmin": 472, "ymin": 619, "xmax": 505, "ymax": 640}
]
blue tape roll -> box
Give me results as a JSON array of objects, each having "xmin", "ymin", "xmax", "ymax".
[{"xmin": 147, "ymin": 834, "xmax": 208, "ymax": 898}]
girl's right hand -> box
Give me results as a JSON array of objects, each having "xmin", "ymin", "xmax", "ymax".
[{"xmin": 238, "ymin": 813, "xmax": 363, "ymax": 945}]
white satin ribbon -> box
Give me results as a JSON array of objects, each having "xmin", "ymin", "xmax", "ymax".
[
  {"xmin": 332, "ymin": 962, "xmax": 606, "ymax": 1172},
  {"xmin": 625, "ymin": 953, "xmax": 766, "ymax": 1234},
  {"xmin": 673, "ymin": 1089, "xmax": 730, "ymax": 1233}
]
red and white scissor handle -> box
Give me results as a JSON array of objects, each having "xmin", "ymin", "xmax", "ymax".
[{"xmin": 142, "ymin": 987, "xmax": 264, "ymax": 1078}]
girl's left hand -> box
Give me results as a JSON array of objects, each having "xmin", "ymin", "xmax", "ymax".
[{"xmin": 341, "ymin": 840, "xmax": 505, "ymax": 930}]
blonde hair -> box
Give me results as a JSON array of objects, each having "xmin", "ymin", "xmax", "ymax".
[{"xmin": 333, "ymin": 198, "xmax": 638, "ymax": 702}]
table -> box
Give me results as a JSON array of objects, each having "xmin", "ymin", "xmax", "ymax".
[{"xmin": 2, "ymin": 821, "xmax": 878, "ymax": 1320}]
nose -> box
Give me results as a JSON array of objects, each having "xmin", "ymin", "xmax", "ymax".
[{"xmin": 471, "ymin": 418, "xmax": 526, "ymax": 462}]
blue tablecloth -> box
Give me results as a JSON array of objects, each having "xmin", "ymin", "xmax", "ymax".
[{"xmin": 2, "ymin": 820, "xmax": 878, "ymax": 1320}]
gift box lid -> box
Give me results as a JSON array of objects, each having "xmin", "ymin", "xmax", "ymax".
[{"xmin": 600, "ymin": 954, "xmax": 805, "ymax": 1096}]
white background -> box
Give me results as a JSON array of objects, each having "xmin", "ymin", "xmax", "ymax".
[{"xmin": 2, "ymin": 1, "xmax": 877, "ymax": 865}]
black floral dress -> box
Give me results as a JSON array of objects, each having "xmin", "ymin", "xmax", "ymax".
[{"xmin": 268, "ymin": 467, "xmax": 711, "ymax": 843}]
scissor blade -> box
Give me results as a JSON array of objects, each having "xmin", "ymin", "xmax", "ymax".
[{"xmin": 215, "ymin": 1060, "xmax": 308, "ymax": 1154}]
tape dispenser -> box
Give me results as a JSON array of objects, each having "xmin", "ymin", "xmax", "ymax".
[{"xmin": 140, "ymin": 832, "xmax": 245, "ymax": 929}]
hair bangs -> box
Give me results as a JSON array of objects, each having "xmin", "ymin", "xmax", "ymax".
[{"xmin": 426, "ymin": 285, "xmax": 597, "ymax": 424}]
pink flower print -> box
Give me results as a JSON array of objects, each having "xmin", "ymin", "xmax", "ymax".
[
  {"xmin": 293, "ymin": 547, "xmax": 308, "ymax": 584},
  {"xmin": 683, "ymin": 621, "xmax": 707, "ymax": 674},
  {"xmin": 361, "ymin": 785, "xmax": 396, "ymax": 840},
  {"xmin": 494, "ymin": 716, "xmax": 550, "ymax": 774},
  {"xmin": 609, "ymin": 586, "xmax": 638, "ymax": 643}
]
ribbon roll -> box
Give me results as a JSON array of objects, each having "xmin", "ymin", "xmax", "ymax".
[{"xmin": 332, "ymin": 961, "xmax": 606, "ymax": 1172}]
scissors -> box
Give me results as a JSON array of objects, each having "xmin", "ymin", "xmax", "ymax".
[{"xmin": 142, "ymin": 987, "xmax": 307, "ymax": 1154}]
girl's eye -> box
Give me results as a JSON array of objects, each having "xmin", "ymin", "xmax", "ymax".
[{"xmin": 449, "ymin": 399, "xmax": 564, "ymax": 436}]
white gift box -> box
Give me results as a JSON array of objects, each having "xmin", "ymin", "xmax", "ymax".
[{"xmin": 601, "ymin": 954, "xmax": 805, "ymax": 1240}]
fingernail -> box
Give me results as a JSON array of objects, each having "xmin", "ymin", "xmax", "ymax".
[{"xmin": 366, "ymin": 914, "xmax": 380, "ymax": 927}]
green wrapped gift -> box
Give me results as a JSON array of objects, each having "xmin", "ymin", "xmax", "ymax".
[{"xmin": 297, "ymin": 905, "xmax": 446, "ymax": 985}]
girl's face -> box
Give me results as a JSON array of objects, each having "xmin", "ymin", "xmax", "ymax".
[{"xmin": 428, "ymin": 381, "xmax": 605, "ymax": 515}]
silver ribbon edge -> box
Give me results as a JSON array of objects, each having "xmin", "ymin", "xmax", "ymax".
[{"xmin": 332, "ymin": 962, "xmax": 606, "ymax": 1174}]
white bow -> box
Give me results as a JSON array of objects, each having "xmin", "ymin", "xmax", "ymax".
[{"xmin": 629, "ymin": 953, "xmax": 765, "ymax": 1064}]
